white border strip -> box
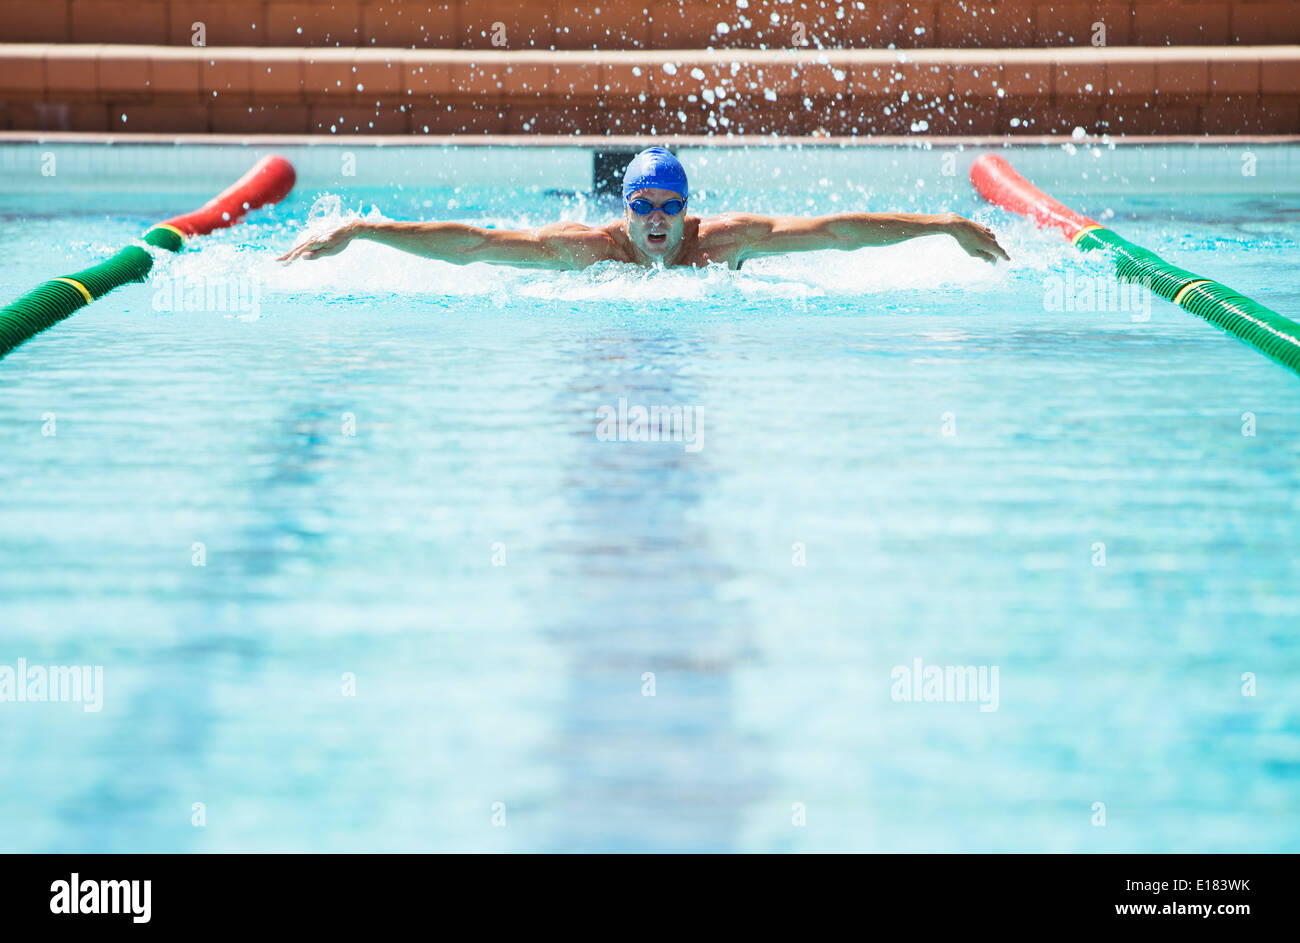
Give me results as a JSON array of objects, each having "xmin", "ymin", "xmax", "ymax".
[
  {"xmin": 2, "ymin": 132, "xmax": 1298, "ymax": 147},
  {"xmin": 2, "ymin": 135, "xmax": 1297, "ymax": 195}
]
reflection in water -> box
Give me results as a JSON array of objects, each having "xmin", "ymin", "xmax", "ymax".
[
  {"xmin": 536, "ymin": 329, "xmax": 765, "ymax": 851},
  {"xmin": 3, "ymin": 181, "xmax": 1299, "ymax": 852},
  {"xmin": 44, "ymin": 395, "xmax": 342, "ymax": 852}
]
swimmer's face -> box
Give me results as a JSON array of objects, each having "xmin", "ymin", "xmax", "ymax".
[{"xmin": 625, "ymin": 187, "xmax": 687, "ymax": 260}]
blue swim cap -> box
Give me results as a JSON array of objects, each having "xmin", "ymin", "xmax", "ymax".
[{"xmin": 622, "ymin": 147, "xmax": 688, "ymax": 205}]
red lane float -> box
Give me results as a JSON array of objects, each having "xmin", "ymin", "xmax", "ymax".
[
  {"xmin": 145, "ymin": 154, "xmax": 296, "ymax": 250},
  {"xmin": 969, "ymin": 153, "xmax": 1099, "ymax": 243}
]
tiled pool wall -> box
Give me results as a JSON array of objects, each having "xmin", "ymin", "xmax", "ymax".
[
  {"xmin": 1, "ymin": 45, "xmax": 1298, "ymax": 136},
  {"xmin": 1, "ymin": 139, "xmax": 1297, "ymax": 199},
  {"xmin": 1, "ymin": 0, "xmax": 1299, "ymax": 136},
  {"xmin": 5, "ymin": 0, "xmax": 1300, "ymax": 48}
]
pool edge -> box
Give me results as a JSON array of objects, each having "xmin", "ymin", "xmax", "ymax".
[{"xmin": 2, "ymin": 132, "xmax": 1300, "ymax": 147}]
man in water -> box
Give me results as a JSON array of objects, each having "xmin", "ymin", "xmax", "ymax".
[{"xmin": 278, "ymin": 146, "xmax": 1009, "ymax": 269}]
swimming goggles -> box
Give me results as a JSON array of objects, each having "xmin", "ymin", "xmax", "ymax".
[{"xmin": 627, "ymin": 197, "xmax": 687, "ymax": 216}]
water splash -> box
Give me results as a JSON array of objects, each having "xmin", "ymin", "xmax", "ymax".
[{"xmin": 149, "ymin": 194, "xmax": 1096, "ymax": 312}]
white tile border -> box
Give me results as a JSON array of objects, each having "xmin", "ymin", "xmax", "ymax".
[
  {"xmin": 2, "ymin": 132, "xmax": 1297, "ymax": 146},
  {"xmin": 0, "ymin": 134, "xmax": 1296, "ymax": 196}
]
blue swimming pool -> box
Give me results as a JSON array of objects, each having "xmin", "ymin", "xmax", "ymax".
[{"xmin": 1, "ymin": 142, "xmax": 1297, "ymax": 852}]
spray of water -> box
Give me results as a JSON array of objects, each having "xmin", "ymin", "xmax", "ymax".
[{"xmin": 136, "ymin": 189, "xmax": 1124, "ymax": 325}]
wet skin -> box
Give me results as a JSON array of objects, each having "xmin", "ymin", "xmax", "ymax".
[{"xmin": 278, "ymin": 186, "xmax": 1011, "ymax": 270}]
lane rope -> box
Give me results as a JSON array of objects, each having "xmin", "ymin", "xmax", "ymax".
[
  {"xmin": 1, "ymin": 155, "xmax": 296, "ymax": 360},
  {"xmin": 970, "ymin": 153, "xmax": 1300, "ymax": 376},
  {"xmin": 51, "ymin": 278, "xmax": 94, "ymax": 304}
]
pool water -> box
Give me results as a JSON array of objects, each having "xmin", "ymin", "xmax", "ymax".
[{"xmin": 1, "ymin": 144, "xmax": 1298, "ymax": 852}]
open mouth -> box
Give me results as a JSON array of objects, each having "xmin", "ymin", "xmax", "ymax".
[{"xmin": 647, "ymin": 233, "xmax": 667, "ymax": 247}]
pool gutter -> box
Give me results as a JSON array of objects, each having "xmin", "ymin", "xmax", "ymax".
[{"xmin": 2, "ymin": 132, "xmax": 1299, "ymax": 146}]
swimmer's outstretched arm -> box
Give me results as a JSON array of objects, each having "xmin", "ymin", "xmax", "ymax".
[
  {"xmin": 718, "ymin": 212, "xmax": 1010, "ymax": 264},
  {"xmin": 277, "ymin": 220, "xmax": 608, "ymax": 269}
]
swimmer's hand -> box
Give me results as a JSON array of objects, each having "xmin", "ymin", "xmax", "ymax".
[
  {"xmin": 947, "ymin": 215, "xmax": 1010, "ymax": 264},
  {"xmin": 277, "ymin": 222, "xmax": 362, "ymax": 263}
]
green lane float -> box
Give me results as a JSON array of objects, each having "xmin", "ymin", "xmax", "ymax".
[
  {"xmin": 143, "ymin": 225, "xmax": 185, "ymax": 253},
  {"xmin": 0, "ymin": 247, "xmax": 154, "ymax": 358},
  {"xmin": 971, "ymin": 153, "xmax": 1300, "ymax": 376},
  {"xmin": 0, "ymin": 154, "xmax": 296, "ymax": 361}
]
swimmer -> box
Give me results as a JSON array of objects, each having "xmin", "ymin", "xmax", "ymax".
[{"xmin": 278, "ymin": 146, "xmax": 1010, "ymax": 270}]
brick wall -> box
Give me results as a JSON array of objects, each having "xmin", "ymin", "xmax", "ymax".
[
  {"xmin": 2, "ymin": 1, "xmax": 1298, "ymax": 49},
  {"xmin": 2, "ymin": 2, "xmax": 1297, "ymax": 135},
  {"xmin": 2, "ymin": 45, "xmax": 1297, "ymax": 135}
]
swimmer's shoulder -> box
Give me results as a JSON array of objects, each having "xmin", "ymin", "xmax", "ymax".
[
  {"xmin": 696, "ymin": 214, "xmax": 770, "ymax": 268},
  {"xmin": 697, "ymin": 213, "xmax": 776, "ymax": 248},
  {"xmin": 536, "ymin": 220, "xmax": 630, "ymax": 266},
  {"xmin": 698, "ymin": 213, "xmax": 773, "ymax": 238}
]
